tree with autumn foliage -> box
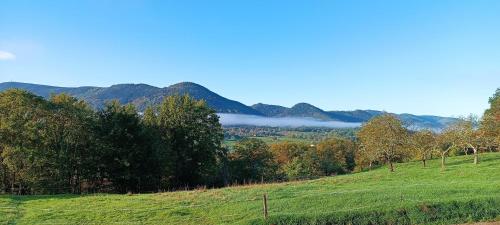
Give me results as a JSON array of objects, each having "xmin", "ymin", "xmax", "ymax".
[
  {"xmin": 316, "ymin": 137, "xmax": 356, "ymax": 175},
  {"xmin": 410, "ymin": 129, "xmax": 437, "ymax": 167},
  {"xmin": 357, "ymin": 114, "xmax": 409, "ymax": 172},
  {"xmin": 480, "ymin": 88, "xmax": 499, "ymax": 150}
]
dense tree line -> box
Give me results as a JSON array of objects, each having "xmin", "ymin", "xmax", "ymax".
[
  {"xmin": 224, "ymin": 137, "xmax": 357, "ymax": 184},
  {"xmin": 0, "ymin": 90, "xmax": 223, "ymax": 194},
  {"xmin": 0, "ymin": 88, "xmax": 498, "ymax": 194}
]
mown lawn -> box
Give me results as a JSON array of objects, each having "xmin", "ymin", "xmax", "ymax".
[{"xmin": 1, "ymin": 153, "xmax": 500, "ymax": 225}]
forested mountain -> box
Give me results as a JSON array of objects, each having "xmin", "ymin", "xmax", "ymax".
[
  {"xmin": 251, "ymin": 103, "xmax": 385, "ymax": 122},
  {"xmin": 252, "ymin": 103, "xmax": 332, "ymax": 120},
  {"xmin": 251, "ymin": 103, "xmax": 456, "ymax": 128},
  {"xmin": 0, "ymin": 82, "xmax": 262, "ymax": 115},
  {"xmin": 327, "ymin": 110, "xmax": 385, "ymax": 122},
  {"xmin": 158, "ymin": 82, "xmax": 262, "ymax": 115},
  {"xmin": 251, "ymin": 103, "xmax": 289, "ymax": 116},
  {"xmin": 0, "ymin": 81, "xmax": 456, "ymax": 129}
]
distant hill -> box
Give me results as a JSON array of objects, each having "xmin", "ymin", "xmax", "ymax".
[
  {"xmin": 251, "ymin": 103, "xmax": 289, "ymax": 117},
  {"xmin": 0, "ymin": 81, "xmax": 262, "ymax": 115},
  {"xmin": 158, "ymin": 82, "xmax": 262, "ymax": 115},
  {"xmin": 250, "ymin": 103, "xmax": 455, "ymax": 129},
  {"xmin": 252, "ymin": 103, "xmax": 332, "ymax": 120},
  {"xmin": 0, "ymin": 81, "xmax": 457, "ymax": 129},
  {"xmin": 327, "ymin": 110, "xmax": 385, "ymax": 122},
  {"xmin": 251, "ymin": 103, "xmax": 382, "ymax": 122}
]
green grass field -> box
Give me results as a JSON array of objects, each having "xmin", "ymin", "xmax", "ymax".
[
  {"xmin": 224, "ymin": 136, "xmax": 312, "ymax": 148},
  {"xmin": 1, "ymin": 153, "xmax": 500, "ymax": 225}
]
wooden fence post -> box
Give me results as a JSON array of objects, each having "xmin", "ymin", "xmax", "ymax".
[{"xmin": 263, "ymin": 193, "xmax": 268, "ymax": 220}]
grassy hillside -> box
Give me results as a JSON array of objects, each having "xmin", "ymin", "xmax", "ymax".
[{"xmin": 2, "ymin": 153, "xmax": 500, "ymax": 225}]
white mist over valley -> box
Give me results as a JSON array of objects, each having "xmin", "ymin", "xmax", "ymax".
[{"xmin": 218, "ymin": 113, "xmax": 361, "ymax": 128}]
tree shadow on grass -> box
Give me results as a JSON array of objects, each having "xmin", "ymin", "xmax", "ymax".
[
  {"xmin": 446, "ymin": 153, "xmax": 500, "ymax": 167},
  {"xmin": 476, "ymin": 154, "xmax": 500, "ymax": 164},
  {"xmin": 446, "ymin": 157, "xmax": 474, "ymax": 167},
  {"xmin": 0, "ymin": 194, "xmax": 82, "ymax": 203}
]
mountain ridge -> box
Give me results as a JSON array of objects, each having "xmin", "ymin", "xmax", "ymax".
[{"xmin": 0, "ymin": 81, "xmax": 456, "ymax": 129}]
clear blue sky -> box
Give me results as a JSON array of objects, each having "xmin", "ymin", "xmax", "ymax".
[{"xmin": 1, "ymin": 0, "xmax": 499, "ymax": 117}]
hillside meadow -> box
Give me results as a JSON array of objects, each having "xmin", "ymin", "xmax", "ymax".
[{"xmin": 1, "ymin": 153, "xmax": 500, "ymax": 225}]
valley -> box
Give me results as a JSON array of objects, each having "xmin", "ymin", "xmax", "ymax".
[{"xmin": 0, "ymin": 81, "xmax": 457, "ymax": 130}]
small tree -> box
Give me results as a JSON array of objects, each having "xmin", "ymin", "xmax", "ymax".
[
  {"xmin": 410, "ymin": 130, "xmax": 436, "ymax": 167},
  {"xmin": 316, "ymin": 137, "xmax": 356, "ymax": 174},
  {"xmin": 436, "ymin": 126, "xmax": 459, "ymax": 171},
  {"xmin": 357, "ymin": 114, "xmax": 409, "ymax": 172},
  {"xmin": 270, "ymin": 142, "xmax": 310, "ymax": 180},
  {"xmin": 283, "ymin": 152, "xmax": 320, "ymax": 181},
  {"xmin": 270, "ymin": 141, "xmax": 309, "ymax": 165},
  {"xmin": 229, "ymin": 139, "xmax": 277, "ymax": 183},
  {"xmin": 454, "ymin": 116, "xmax": 482, "ymax": 164}
]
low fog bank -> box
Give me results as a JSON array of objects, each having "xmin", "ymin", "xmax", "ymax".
[{"xmin": 218, "ymin": 113, "xmax": 361, "ymax": 128}]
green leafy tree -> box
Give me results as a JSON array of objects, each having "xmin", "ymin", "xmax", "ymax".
[
  {"xmin": 283, "ymin": 154, "xmax": 320, "ymax": 180},
  {"xmin": 155, "ymin": 95, "xmax": 223, "ymax": 187},
  {"xmin": 229, "ymin": 139, "xmax": 277, "ymax": 183},
  {"xmin": 96, "ymin": 101, "xmax": 160, "ymax": 193},
  {"xmin": 0, "ymin": 89, "xmax": 50, "ymax": 194},
  {"xmin": 316, "ymin": 137, "xmax": 356, "ymax": 175},
  {"xmin": 44, "ymin": 93, "xmax": 97, "ymax": 193}
]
